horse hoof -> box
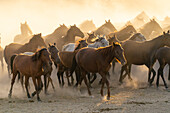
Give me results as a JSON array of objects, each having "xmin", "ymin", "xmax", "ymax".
[
  {"xmin": 107, "ymin": 96, "xmax": 110, "ymax": 100},
  {"xmin": 37, "ymin": 98, "xmax": 42, "ymax": 102},
  {"xmin": 8, "ymin": 94, "xmax": 11, "ymax": 98}
]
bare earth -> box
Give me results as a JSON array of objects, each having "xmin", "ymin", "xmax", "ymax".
[{"xmin": 1, "ymin": 63, "xmax": 170, "ymax": 113}]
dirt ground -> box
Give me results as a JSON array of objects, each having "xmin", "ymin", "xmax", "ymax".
[{"xmin": 1, "ymin": 62, "xmax": 170, "ymax": 113}]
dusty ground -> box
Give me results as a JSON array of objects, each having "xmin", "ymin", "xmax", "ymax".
[{"xmin": 1, "ymin": 62, "xmax": 170, "ymax": 113}]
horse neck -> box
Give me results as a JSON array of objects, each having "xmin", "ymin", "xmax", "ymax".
[
  {"xmin": 64, "ymin": 29, "xmax": 75, "ymax": 43},
  {"xmin": 16, "ymin": 43, "xmax": 36, "ymax": 53},
  {"xmin": 97, "ymin": 46, "xmax": 115, "ymax": 63},
  {"xmin": 147, "ymin": 36, "xmax": 165, "ymax": 51}
]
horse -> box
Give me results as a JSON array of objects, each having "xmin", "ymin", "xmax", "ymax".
[
  {"xmin": 109, "ymin": 25, "xmax": 137, "ymax": 41},
  {"xmin": 119, "ymin": 31, "xmax": 170, "ymax": 85},
  {"xmin": 138, "ymin": 19, "xmax": 163, "ymax": 40},
  {"xmin": 154, "ymin": 46, "xmax": 170, "ymax": 88},
  {"xmin": 44, "ymin": 24, "xmax": 69, "ymax": 44},
  {"xmin": 94, "ymin": 20, "xmax": 117, "ymax": 35},
  {"xmin": 8, "ymin": 48, "xmax": 52, "ymax": 101},
  {"xmin": 63, "ymin": 36, "xmax": 109, "ymax": 52},
  {"xmin": 14, "ymin": 21, "xmax": 33, "ymax": 44},
  {"xmin": 86, "ymin": 32, "xmax": 96, "ymax": 43},
  {"xmin": 0, "ymin": 46, "xmax": 4, "ymax": 71},
  {"xmin": 55, "ymin": 24, "xmax": 84, "ymax": 50},
  {"xmin": 4, "ymin": 33, "xmax": 46, "ymax": 76},
  {"xmin": 11, "ymin": 51, "xmax": 55, "ymax": 94},
  {"xmin": 56, "ymin": 39, "xmax": 88, "ymax": 86},
  {"xmin": 79, "ymin": 20, "xmax": 96, "ymax": 33},
  {"xmin": 70, "ymin": 42, "xmax": 126, "ymax": 100}
]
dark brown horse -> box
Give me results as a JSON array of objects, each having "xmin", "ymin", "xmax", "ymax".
[
  {"xmin": 8, "ymin": 48, "xmax": 52, "ymax": 101},
  {"xmin": 154, "ymin": 46, "xmax": 170, "ymax": 88},
  {"xmin": 119, "ymin": 31, "xmax": 170, "ymax": 85},
  {"xmin": 56, "ymin": 25, "xmax": 84, "ymax": 50},
  {"xmin": 70, "ymin": 42, "xmax": 126, "ymax": 100},
  {"xmin": 4, "ymin": 33, "xmax": 46, "ymax": 76}
]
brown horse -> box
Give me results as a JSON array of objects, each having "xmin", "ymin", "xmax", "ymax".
[
  {"xmin": 4, "ymin": 33, "xmax": 46, "ymax": 76},
  {"xmin": 56, "ymin": 40, "xmax": 88, "ymax": 86},
  {"xmin": 56, "ymin": 25, "xmax": 84, "ymax": 50},
  {"xmin": 0, "ymin": 46, "xmax": 4, "ymax": 71},
  {"xmin": 8, "ymin": 48, "xmax": 52, "ymax": 101},
  {"xmin": 94, "ymin": 20, "xmax": 117, "ymax": 35},
  {"xmin": 44, "ymin": 24, "xmax": 69, "ymax": 44},
  {"xmin": 119, "ymin": 31, "xmax": 170, "ymax": 84},
  {"xmin": 154, "ymin": 46, "xmax": 170, "ymax": 88},
  {"xmin": 70, "ymin": 42, "xmax": 126, "ymax": 100},
  {"xmin": 86, "ymin": 32, "xmax": 96, "ymax": 43},
  {"xmin": 109, "ymin": 25, "xmax": 137, "ymax": 41}
]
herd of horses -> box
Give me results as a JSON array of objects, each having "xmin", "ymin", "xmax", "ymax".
[{"xmin": 0, "ymin": 19, "xmax": 170, "ymax": 101}]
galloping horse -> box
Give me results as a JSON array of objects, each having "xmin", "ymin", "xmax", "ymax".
[
  {"xmin": 8, "ymin": 48, "xmax": 52, "ymax": 101},
  {"xmin": 119, "ymin": 31, "xmax": 170, "ymax": 85},
  {"xmin": 4, "ymin": 33, "xmax": 46, "ymax": 76},
  {"xmin": 70, "ymin": 42, "xmax": 126, "ymax": 100},
  {"xmin": 56, "ymin": 24, "xmax": 84, "ymax": 50}
]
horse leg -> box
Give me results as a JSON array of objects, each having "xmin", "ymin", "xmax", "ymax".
[
  {"xmin": 90, "ymin": 73, "xmax": 97, "ymax": 84},
  {"xmin": 82, "ymin": 71, "xmax": 91, "ymax": 96},
  {"xmin": 7, "ymin": 65, "xmax": 10, "ymax": 78},
  {"xmin": 44, "ymin": 75, "xmax": 47, "ymax": 94},
  {"xmin": 48, "ymin": 77, "xmax": 55, "ymax": 91},
  {"xmin": 127, "ymin": 64, "xmax": 132, "ymax": 81},
  {"xmin": 168, "ymin": 64, "xmax": 170, "ymax": 80},
  {"xmin": 160, "ymin": 70, "xmax": 168, "ymax": 89},
  {"xmin": 156, "ymin": 60, "xmax": 165, "ymax": 88},
  {"xmin": 31, "ymin": 77, "xmax": 41, "ymax": 101},
  {"xmin": 74, "ymin": 68, "xmax": 80, "ymax": 87},
  {"xmin": 66, "ymin": 70, "xmax": 71, "ymax": 86},
  {"xmin": 20, "ymin": 75, "xmax": 25, "ymax": 92},
  {"xmin": 106, "ymin": 78, "xmax": 110, "ymax": 100},
  {"xmin": 25, "ymin": 76, "xmax": 31, "ymax": 98},
  {"xmin": 156, "ymin": 67, "xmax": 162, "ymax": 88},
  {"xmin": 119, "ymin": 64, "xmax": 128, "ymax": 83},
  {"xmin": 1, "ymin": 59, "xmax": 4, "ymax": 71},
  {"xmin": 112, "ymin": 61, "xmax": 116, "ymax": 74},
  {"xmin": 8, "ymin": 72, "xmax": 17, "ymax": 98},
  {"xmin": 100, "ymin": 75, "xmax": 106, "ymax": 97}
]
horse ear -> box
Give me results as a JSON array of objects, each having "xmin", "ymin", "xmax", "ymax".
[
  {"xmin": 74, "ymin": 24, "xmax": 76, "ymax": 26},
  {"xmin": 163, "ymin": 32, "xmax": 166, "ymax": 35},
  {"xmin": 54, "ymin": 43, "xmax": 56, "ymax": 46},
  {"xmin": 105, "ymin": 20, "xmax": 107, "ymax": 23},
  {"xmin": 167, "ymin": 30, "xmax": 170, "ymax": 34},
  {"xmin": 48, "ymin": 43, "xmax": 51, "ymax": 47},
  {"xmin": 25, "ymin": 21, "xmax": 27, "ymax": 24},
  {"xmin": 108, "ymin": 19, "xmax": 110, "ymax": 22},
  {"xmin": 87, "ymin": 33, "xmax": 90, "ymax": 35},
  {"xmin": 38, "ymin": 33, "xmax": 42, "ymax": 37},
  {"xmin": 112, "ymin": 42, "xmax": 116, "ymax": 47}
]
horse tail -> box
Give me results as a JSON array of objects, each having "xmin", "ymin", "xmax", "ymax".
[
  {"xmin": 69, "ymin": 52, "xmax": 77, "ymax": 77},
  {"xmin": 10, "ymin": 54, "xmax": 17, "ymax": 74}
]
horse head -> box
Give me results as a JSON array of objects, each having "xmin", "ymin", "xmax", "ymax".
[
  {"xmin": 48, "ymin": 43, "xmax": 60, "ymax": 65},
  {"xmin": 70, "ymin": 25, "xmax": 84, "ymax": 38}
]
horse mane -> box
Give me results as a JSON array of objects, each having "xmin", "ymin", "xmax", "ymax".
[
  {"xmin": 31, "ymin": 48, "xmax": 47, "ymax": 61},
  {"xmin": 75, "ymin": 39, "xmax": 86, "ymax": 50},
  {"xmin": 96, "ymin": 43, "xmax": 120, "ymax": 56}
]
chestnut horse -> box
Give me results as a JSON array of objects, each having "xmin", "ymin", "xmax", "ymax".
[
  {"xmin": 70, "ymin": 42, "xmax": 126, "ymax": 100},
  {"xmin": 8, "ymin": 48, "xmax": 52, "ymax": 101}
]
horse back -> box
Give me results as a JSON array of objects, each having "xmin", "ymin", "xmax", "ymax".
[{"xmin": 58, "ymin": 51, "xmax": 76, "ymax": 68}]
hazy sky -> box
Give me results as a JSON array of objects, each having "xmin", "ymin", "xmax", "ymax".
[{"xmin": 0, "ymin": 0, "xmax": 169, "ymax": 47}]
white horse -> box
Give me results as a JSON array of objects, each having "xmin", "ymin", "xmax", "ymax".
[{"xmin": 62, "ymin": 36, "xmax": 109, "ymax": 51}]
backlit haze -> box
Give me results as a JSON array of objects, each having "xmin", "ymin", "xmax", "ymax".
[{"xmin": 0, "ymin": 0, "xmax": 169, "ymax": 48}]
